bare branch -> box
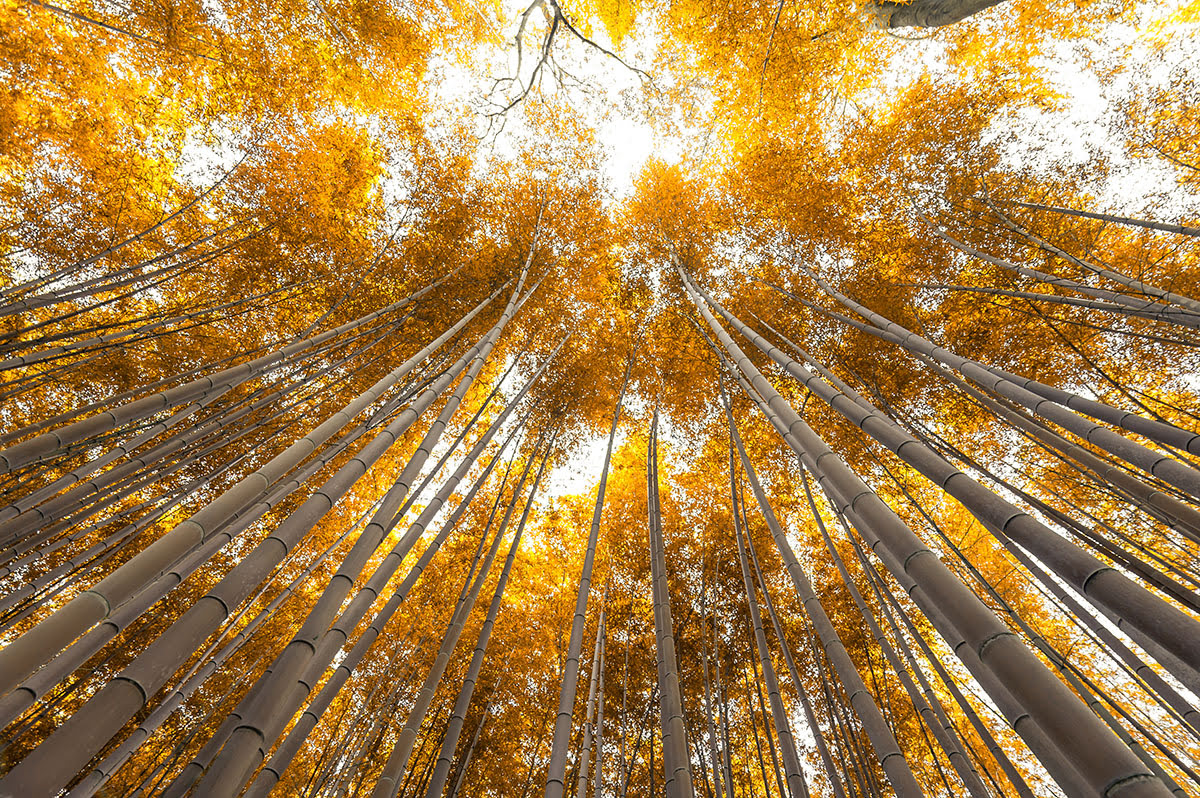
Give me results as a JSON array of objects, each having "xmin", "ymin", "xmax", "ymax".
[
  {"xmin": 549, "ymin": 0, "xmax": 652, "ymax": 82},
  {"xmin": 758, "ymin": 0, "xmax": 786, "ymax": 108},
  {"xmin": 484, "ymin": 0, "xmax": 652, "ymax": 120}
]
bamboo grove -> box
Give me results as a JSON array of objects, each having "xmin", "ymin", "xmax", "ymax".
[{"xmin": 2, "ymin": 0, "xmax": 1200, "ymax": 794}]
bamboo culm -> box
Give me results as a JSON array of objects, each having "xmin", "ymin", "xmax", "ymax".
[
  {"xmin": 703, "ymin": 291, "xmax": 1200, "ymax": 693},
  {"xmin": 0, "ymin": 283, "xmax": 505, "ymax": 700},
  {"xmin": 646, "ymin": 412, "xmax": 696, "ymax": 798},
  {"xmin": 682, "ymin": 265, "xmax": 1170, "ymax": 797},
  {"xmin": 369, "ymin": 433, "xmax": 555, "ymax": 798},
  {"xmin": 545, "ymin": 357, "xmax": 634, "ymax": 798},
  {"xmin": 198, "ymin": 262, "xmax": 534, "ymax": 792}
]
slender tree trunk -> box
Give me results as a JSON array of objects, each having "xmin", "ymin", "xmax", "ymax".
[
  {"xmin": 447, "ymin": 700, "xmax": 490, "ymax": 798},
  {"xmin": 739, "ymin": 276, "xmax": 1200, "ymax": 679},
  {"xmin": 575, "ymin": 597, "xmax": 607, "ymax": 798},
  {"xmin": 713, "ymin": 384, "xmax": 922, "ymax": 798},
  {"xmin": 201, "ymin": 265, "xmax": 533, "ymax": 793},
  {"xmin": 698, "ymin": 598, "xmax": 726, "ymax": 798},
  {"xmin": 64, "ymin": 507, "xmax": 360, "ymax": 797},
  {"xmin": 238, "ymin": 352, "xmax": 558, "ymax": 789},
  {"xmin": 768, "ymin": 272, "xmax": 1200, "ymax": 470},
  {"xmin": 726, "ymin": 355, "xmax": 1097, "ymax": 798},
  {"xmin": 984, "ymin": 199, "xmax": 1200, "ymax": 313},
  {"xmin": 417, "ymin": 465, "xmax": 536, "ymax": 798},
  {"xmin": 0, "ymin": 285, "xmax": 502, "ymax": 699},
  {"xmin": 0, "ymin": 295, "xmax": 535, "ymax": 795},
  {"xmin": 730, "ymin": 472, "xmax": 810, "ymax": 798},
  {"xmin": 646, "ymin": 412, "xmax": 696, "ymax": 798},
  {"xmin": 545, "ymin": 357, "xmax": 633, "ymax": 798},
  {"xmin": 747, "ymin": 527, "xmax": 848, "ymax": 798},
  {"xmin": 594, "ymin": 635, "xmax": 606, "ymax": 798},
  {"xmin": 911, "ymin": 283, "xmax": 1200, "ymax": 330},
  {"xmin": 0, "ymin": 409, "xmax": 380, "ymax": 729},
  {"xmin": 798, "ymin": 473, "xmax": 992, "ymax": 798},
  {"xmin": 369, "ymin": 436, "xmax": 555, "ymax": 798},
  {"xmin": 0, "ymin": 268, "xmax": 455, "ymax": 472},
  {"xmin": 241, "ymin": 413, "xmax": 539, "ymax": 797},
  {"xmin": 994, "ymin": 197, "xmax": 1200, "ymax": 238},
  {"xmin": 743, "ymin": 660, "xmax": 776, "ymax": 798}
]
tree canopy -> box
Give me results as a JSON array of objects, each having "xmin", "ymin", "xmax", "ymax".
[{"xmin": 1, "ymin": 0, "xmax": 1199, "ymax": 795}]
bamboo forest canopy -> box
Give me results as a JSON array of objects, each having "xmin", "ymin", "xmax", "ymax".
[{"xmin": 2, "ymin": 0, "xmax": 1200, "ymax": 794}]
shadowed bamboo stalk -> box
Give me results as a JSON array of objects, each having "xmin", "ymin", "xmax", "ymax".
[
  {"xmin": 724, "ymin": 352, "xmax": 1101, "ymax": 798},
  {"xmin": 0, "ymin": 286, "xmax": 505, "ymax": 700},
  {"xmin": 699, "ymin": 587, "xmax": 727, "ymax": 798},
  {"xmin": 854, "ymin": 530, "xmax": 1037, "ymax": 798},
  {"xmin": 730, "ymin": 473, "xmax": 810, "ymax": 798},
  {"xmin": 701, "ymin": 290, "xmax": 1200, "ymax": 696},
  {"xmin": 199, "ymin": 256, "xmax": 537, "ymax": 792},
  {"xmin": 447, "ymin": 699, "xmax": 491, "ymax": 797},
  {"xmin": 742, "ymin": 512, "xmax": 848, "ymax": 798},
  {"xmin": 594, "ymin": 625, "xmax": 607, "ymax": 798},
  {"xmin": 926, "ymin": 224, "xmax": 1200, "ymax": 330},
  {"xmin": 766, "ymin": 274, "xmax": 1200, "ymax": 489},
  {"xmin": 900, "ymin": 411, "xmax": 1200, "ymax": 717},
  {"xmin": 63, "ymin": 497, "xmax": 366, "ymax": 798},
  {"xmin": 913, "ymin": 283, "xmax": 1200, "ymax": 330},
  {"xmin": 0, "ymin": 267, "xmax": 458, "ymax": 473},
  {"xmin": 711, "ymin": 379, "xmax": 922, "ymax": 798},
  {"xmin": 0, "ymin": 347, "xmax": 265, "ymax": 449},
  {"xmin": 0, "ymin": 304, "xmax": 364, "ymax": 447},
  {"xmin": 867, "ymin": 459, "xmax": 1194, "ymax": 793},
  {"xmin": 0, "ymin": 402, "xmax": 391, "ymax": 729},
  {"xmin": 859, "ymin": 362, "xmax": 1200, "ymax": 598},
  {"xmin": 179, "ymin": 440, "xmax": 523, "ymax": 798},
  {"xmin": 825, "ymin": 457, "xmax": 1097, "ymax": 797},
  {"xmin": 0, "ymin": 220, "xmax": 254, "ymax": 320},
  {"xmin": 0, "ymin": 295, "xmax": 534, "ymax": 795},
  {"xmin": 682, "ymin": 265, "xmax": 1172, "ymax": 797},
  {"xmin": 919, "ymin": 357, "xmax": 1200, "ymax": 542},
  {"xmin": 0, "ymin": 308, "xmax": 400, "ymax": 538},
  {"xmin": 797, "ymin": 472, "xmax": 993, "ymax": 798},
  {"xmin": 646, "ymin": 411, "xmax": 696, "ymax": 798},
  {"xmin": 229, "ymin": 346, "xmax": 561, "ymax": 793},
  {"xmin": 183, "ymin": 349, "xmax": 546, "ymax": 794},
  {"xmin": 421, "ymin": 468, "xmax": 556, "ymax": 798},
  {"xmin": 232, "ymin": 376, "xmax": 552, "ymax": 795},
  {"xmin": 0, "ymin": 385, "xmax": 231, "ymax": 531},
  {"xmin": 0, "ymin": 279, "xmax": 313, "ymax": 370},
  {"xmin": 994, "ymin": 197, "xmax": 1200, "ymax": 238},
  {"xmin": 0, "ymin": 337, "xmax": 418, "ymax": 662},
  {"xmin": 369, "ymin": 433, "xmax": 555, "ymax": 798},
  {"xmin": 574, "ymin": 594, "xmax": 607, "ymax": 798},
  {"xmin": 982, "ymin": 199, "xmax": 1200, "ymax": 314}
]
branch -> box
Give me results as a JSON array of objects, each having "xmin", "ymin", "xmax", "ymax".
[
  {"xmin": 758, "ymin": 0, "xmax": 786, "ymax": 108},
  {"xmin": 485, "ymin": 0, "xmax": 652, "ymax": 120},
  {"xmin": 550, "ymin": 0, "xmax": 652, "ymax": 82},
  {"xmin": 487, "ymin": 5, "xmax": 559, "ymax": 118},
  {"xmin": 23, "ymin": 0, "xmax": 222, "ymax": 62}
]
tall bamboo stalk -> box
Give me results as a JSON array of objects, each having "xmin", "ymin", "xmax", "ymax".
[
  {"xmin": 646, "ymin": 412, "xmax": 696, "ymax": 798},
  {"xmin": 545, "ymin": 357, "xmax": 634, "ymax": 798},
  {"xmin": 682, "ymin": 264, "xmax": 1171, "ymax": 797}
]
